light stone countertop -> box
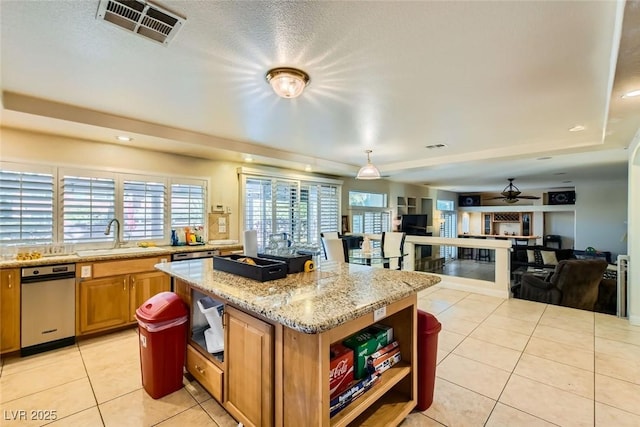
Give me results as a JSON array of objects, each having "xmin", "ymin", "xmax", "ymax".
[
  {"xmin": 156, "ymin": 258, "xmax": 441, "ymax": 334},
  {"xmin": 0, "ymin": 244, "xmax": 243, "ymax": 268}
]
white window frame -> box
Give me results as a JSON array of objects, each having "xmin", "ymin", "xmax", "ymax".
[
  {"xmin": 238, "ymin": 167, "xmax": 342, "ymax": 251},
  {"xmin": 0, "ymin": 162, "xmax": 57, "ymax": 246},
  {"xmin": 0, "ymin": 163, "xmax": 208, "ymax": 249}
]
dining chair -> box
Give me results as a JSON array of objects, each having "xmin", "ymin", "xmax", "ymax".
[
  {"xmin": 381, "ymin": 231, "xmax": 406, "ymax": 270},
  {"xmin": 320, "ymin": 232, "xmax": 340, "ymax": 240},
  {"xmin": 321, "ymin": 237, "xmax": 347, "ymax": 262}
]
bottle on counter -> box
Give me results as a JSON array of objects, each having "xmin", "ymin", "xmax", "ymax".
[{"xmin": 171, "ymin": 229, "xmax": 179, "ymax": 246}]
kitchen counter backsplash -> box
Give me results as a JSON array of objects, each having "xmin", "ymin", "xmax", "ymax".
[{"xmin": 0, "ymin": 243, "xmax": 243, "ymax": 268}]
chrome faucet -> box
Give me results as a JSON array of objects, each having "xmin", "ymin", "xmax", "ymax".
[{"xmin": 104, "ymin": 218, "xmax": 123, "ymax": 248}]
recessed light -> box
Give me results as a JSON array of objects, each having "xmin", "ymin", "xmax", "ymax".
[
  {"xmin": 425, "ymin": 144, "xmax": 447, "ymax": 149},
  {"xmin": 622, "ymin": 89, "xmax": 640, "ymax": 98},
  {"xmin": 304, "ymin": 165, "xmax": 312, "ymax": 172},
  {"xmin": 568, "ymin": 125, "xmax": 585, "ymax": 132},
  {"xmin": 116, "ymin": 135, "xmax": 133, "ymax": 141},
  {"xmin": 244, "ymin": 156, "xmax": 253, "ymax": 162},
  {"xmin": 537, "ymin": 157, "xmax": 552, "ymax": 160}
]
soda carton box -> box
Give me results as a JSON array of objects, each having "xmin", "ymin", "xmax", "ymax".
[
  {"xmin": 329, "ymin": 343, "xmax": 354, "ymax": 399},
  {"xmin": 343, "ymin": 324, "xmax": 393, "ymax": 379}
]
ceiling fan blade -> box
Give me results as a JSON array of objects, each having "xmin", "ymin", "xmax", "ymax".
[{"xmin": 518, "ymin": 195, "xmax": 541, "ymax": 199}]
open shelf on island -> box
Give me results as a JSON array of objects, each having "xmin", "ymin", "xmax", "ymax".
[{"xmin": 330, "ymin": 362, "xmax": 411, "ymax": 427}]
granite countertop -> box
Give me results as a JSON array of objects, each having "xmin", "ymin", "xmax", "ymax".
[
  {"xmin": 156, "ymin": 258, "xmax": 441, "ymax": 334},
  {"xmin": 0, "ymin": 244, "xmax": 243, "ymax": 268}
]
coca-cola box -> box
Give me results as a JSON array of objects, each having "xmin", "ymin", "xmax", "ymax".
[{"xmin": 329, "ymin": 343, "xmax": 354, "ymax": 400}]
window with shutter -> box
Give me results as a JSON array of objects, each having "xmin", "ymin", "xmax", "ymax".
[
  {"xmin": 170, "ymin": 183, "xmax": 205, "ymax": 229},
  {"xmin": 0, "ymin": 167, "xmax": 54, "ymax": 245},
  {"xmin": 124, "ymin": 178, "xmax": 166, "ymax": 240},
  {"xmin": 242, "ymin": 174, "xmax": 341, "ymax": 250},
  {"xmin": 62, "ymin": 174, "xmax": 116, "ymax": 243}
]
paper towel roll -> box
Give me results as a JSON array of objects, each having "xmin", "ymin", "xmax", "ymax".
[{"xmin": 244, "ymin": 230, "xmax": 258, "ymax": 257}]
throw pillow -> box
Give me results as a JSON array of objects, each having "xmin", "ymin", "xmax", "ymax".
[
  {"xmin": 540, "ymin": 250, "xmax": 558, "ymax": 265},
  {"xmin": 527, "ymin": 250, "xmax": 536, "ymax": 263}
]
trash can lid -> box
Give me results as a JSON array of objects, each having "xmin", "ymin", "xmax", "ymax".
[
  {"xmin": 135, "ymin": 291, "xmax": 187, "ymax": 323},
  {"xmin": 417, "ymin": 309, "xmax": 442, "ymax": 334}
]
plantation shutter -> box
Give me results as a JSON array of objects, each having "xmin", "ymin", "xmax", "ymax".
[
  {"xmin": 170, "ymin": 183, "xmax": 205, "ymax": 229},
  {"xmin": 62, "ymin": 175, "xmax": 116, "ymax": 243},
  {"xmin": 124, "ymin": 179, "xmax": 166, "ymax": 240},
  {"xmin": 0, "ymin": 169, "xmax": 54, "ymax": 245},
  {"xmin": 319, "ymin": 184, "xmax": 339, "ymax": 239}
]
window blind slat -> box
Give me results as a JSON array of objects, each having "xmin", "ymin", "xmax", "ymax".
[
  {"xmin": 62, "ymin": 175, "xmax": 116, "ymax": 243},
  {"xmin": 0, "ymin": 170, "xmax": 54, "ymax": 244}
]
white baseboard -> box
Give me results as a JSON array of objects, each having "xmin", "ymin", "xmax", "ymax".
[{"xmin": 628, "ymin": 314, "xmax": 640, "ymax": 326}]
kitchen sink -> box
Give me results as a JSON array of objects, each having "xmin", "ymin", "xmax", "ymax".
[{"xmin": 75, "ymin": 247, "xmax": 169, "ymax": 257}]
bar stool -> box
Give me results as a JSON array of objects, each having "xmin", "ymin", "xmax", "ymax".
[
  {"xmin": 475, "ymin": 237, "xmax": 491, "ymax": 261},
  {"xmin": 459, "ymin": 247, "xmax": 474, "ymax": 259}
]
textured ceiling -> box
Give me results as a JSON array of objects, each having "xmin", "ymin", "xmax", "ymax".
[{"xmin": 1, "ymin": 0, "xmax": 638, "ymax": 193}]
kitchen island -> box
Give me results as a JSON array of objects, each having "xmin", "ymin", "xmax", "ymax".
[{"xmin": 155, "ymin": 258, "xmax": 441, "ymax": 427}]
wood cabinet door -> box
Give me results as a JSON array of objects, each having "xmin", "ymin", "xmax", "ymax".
[
  {"xmin": 0, "ymin": 269, "xmax": 21, "ymax": 353},
  {"xmin": 129, "ymin": 271, "xmax": 171, "ymax": 322},
  {"xmin": 78, "ymin": 275, "xmax": 130, "ymax": 334},
  {"xmin": 224, "ymin": 306, "xmax": 274, "ymax": 427}
]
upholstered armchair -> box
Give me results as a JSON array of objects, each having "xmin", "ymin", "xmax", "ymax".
[{"xmin": 519, "ymin": 259, "xmax": 608, "ymax": 310}]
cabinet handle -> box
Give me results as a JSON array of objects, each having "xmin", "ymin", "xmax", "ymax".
[
  {"xmin": 123, "ymin": 278, "xmax": 127, "ymax": 291},
  {"xmin": 131, "ymin": 276, "xmax": 135, "ymax": 290},
  {"xmin": 194, "ymin": 364, "xmax": 205, "ymax": 375},
  {"xmin": 8, "ymin": 273, "xmax": 11, "ymax": 288}
]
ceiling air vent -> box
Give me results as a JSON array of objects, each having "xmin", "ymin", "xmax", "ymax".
[{"xmin": 96, "ymin": 0, "xmax": 185, "ymax": 45}]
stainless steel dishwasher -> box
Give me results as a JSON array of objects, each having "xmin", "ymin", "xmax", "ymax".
[{"xmin": 21, "ymin": 263, "xmax": 76, "ymax": 356}]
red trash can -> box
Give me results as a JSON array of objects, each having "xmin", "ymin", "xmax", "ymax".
[
  {"xmin": 416, "ymin": 310, "xmax": 442, "ymax": 411},
  {"xmin": 135, "ymin": 291, "xmax": 188, "ymax": 399}
]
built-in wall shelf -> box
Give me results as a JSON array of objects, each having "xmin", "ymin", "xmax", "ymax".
[{"xmin": 397, "ymin": 196, "xmax": 417, "ymax": 216}]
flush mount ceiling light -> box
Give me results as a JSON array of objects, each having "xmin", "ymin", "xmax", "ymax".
[
  {"xmin": 356, "ymin": 150, "xmax": 381, "ymax": 180},
  {"xmin": 265, "ymin": 67, "xmax": 310, "ymax": 98}
]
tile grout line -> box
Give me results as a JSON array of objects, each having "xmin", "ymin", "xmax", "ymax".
[
  {"xmin": 483, "ymin": 300, "xmax": 551, "ymax": 425},
  {"xmin": 77, "ymin": 342, "xmax": 107, "ymax": 427}
]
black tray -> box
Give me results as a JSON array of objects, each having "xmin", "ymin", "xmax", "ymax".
[
  {"xmin": 213, "ymin": 255, "xmax": 287, "ymax": 282},
  {"xmin": 257, "ymin": 253, "xmax": 313, "ymax": 274}
]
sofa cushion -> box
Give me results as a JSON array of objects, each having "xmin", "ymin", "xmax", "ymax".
[
  {"xmin": 540, "ymin": 250, "xmax": 558, "ymax": 266},
  {"xmin": 526, "ymin": 250, "xmax": 536, "ymax": 263}
]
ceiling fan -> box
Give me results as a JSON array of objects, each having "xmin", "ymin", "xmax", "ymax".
[{"xmin": 486, "ymin": 178, "xmax": 541, "ymax": 204}]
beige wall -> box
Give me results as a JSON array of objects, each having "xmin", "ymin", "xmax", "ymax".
[{"xmin": 0, "ymin": 127, "xmax": 243, "ymax": 240}]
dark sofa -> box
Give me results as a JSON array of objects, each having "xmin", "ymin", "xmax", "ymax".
[{"xmin": 511, "ymin": 245, "xmax": 575, "ymax": 270}]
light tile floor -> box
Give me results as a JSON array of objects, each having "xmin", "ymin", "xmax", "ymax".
[{"xmin": 1, "ymin": 282, "xmax": 639, "ymax": 426}]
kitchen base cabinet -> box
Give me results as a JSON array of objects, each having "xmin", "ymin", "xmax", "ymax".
[
  {"xmin": 78, "ymin": 275, "xmax": 130, "ymax": 334},
  {"xmin": 128, "ymin": 271, "xmax": 171, "ymax": 322},
  {"xmin": 177, "ymin": 276, "xmax": 418, "ymax": 427},
  {"xmin": 1, "ymin": 268, "xmax": 20, "ymax": 354},
  {"xmin": 76, "ymin": 257, "xmax": 170, "ymax": 336},
  {"xmin": 186, "ymin": 345, "xmax": 223, "ymax": 401},
  {"xmin": 224, "ymin": 305, "xmax": 274, "ymax": 427},
  {"xmin": 281, "ymin": 295, "xmax": 417, "ymax": 427}
]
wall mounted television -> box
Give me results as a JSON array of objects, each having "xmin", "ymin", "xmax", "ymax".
[{"xmin": 400, "ymin": 214, "xmax": 429, "ymax": 236}]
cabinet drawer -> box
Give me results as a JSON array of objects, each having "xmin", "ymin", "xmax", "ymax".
[
  {"xmin": 92, "ymin": 257, "xmax": 162, "ymax": 278},
  {"xmin": 187, "ymin": 345, "xmax": 223, "ymax": 401}
]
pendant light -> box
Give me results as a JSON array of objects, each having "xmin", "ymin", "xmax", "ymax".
[
  {"xmin": 356, "ymin": 150, "xmax": 381, "ymax": 180},
  {"xmin": 265, "ymin": 67, "xmax": 310, "ymax": 98}
]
